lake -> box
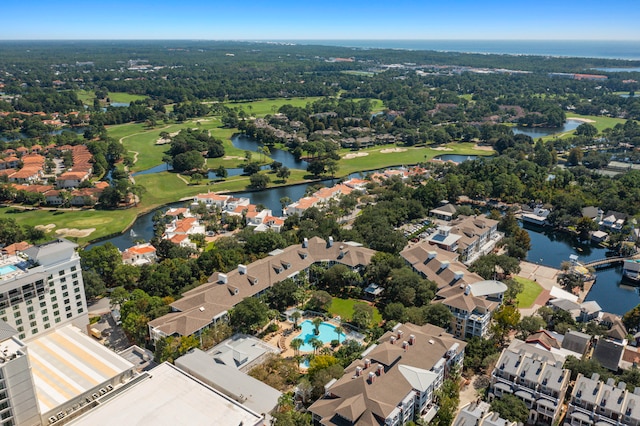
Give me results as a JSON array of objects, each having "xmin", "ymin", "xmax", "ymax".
[
  {"xmin": 231, "ymin": 134, "xmax": 308, "ymax": 170},
  {"xmin": 512, "ymin": 119, "xmax": 582, "ymax": 139},
  {"xmin": 523, "ymin": 223, "xmax": 637, "ymax": 315}
]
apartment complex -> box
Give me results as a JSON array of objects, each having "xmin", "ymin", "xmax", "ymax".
[
  {"xmin": 400, "ymin": 244, "xmax": 506, "ymax": 339},
  {"xmin": 425, "ymin": 215, "xmax": 502, "ymax": 265},
  {"xmin": 0, "ymin": 239, "xmax": 88, "ymax": 341},
  {"xmin": 490, "ymin": 346, "xmax": 571, "ymax": 425},
  {"xmin": 565, "ymin": 373, "xmax": 640, "ymax": 426},
  {"xmin": 148, "ymin": 237, "xmax": 375, "ymax": 344},
  {"xmin": 309, "ymin": 323, "xmax": 465, "ymax": 426}
]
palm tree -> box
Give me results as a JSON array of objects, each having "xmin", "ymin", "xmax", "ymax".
[
  {"xmin": 334, "ymin": 326, "xmax": 344, "ymax": 344},
  {"xmin": 312, "ymin": 317, "xmax": 323, "ymax": 335},
  {"xmin": 290, "ymin": 338, "xmax": 303, "ymax": 356},
  {"xmin": 309, "ymin": 337, "xmax": 323, "ymax": 355},
  {"xmin": 290, "ymin": 311, "xmax": 301, "ymax": 329}
]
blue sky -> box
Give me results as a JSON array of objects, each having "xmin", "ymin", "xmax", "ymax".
[{"xmin": 2, "ymin": 0, "xmax": 638, "ymax": 40}]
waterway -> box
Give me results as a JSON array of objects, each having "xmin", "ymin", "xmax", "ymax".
[
  {"xmin": 523, "ymin": 223, "xmax": 636, "ymax": 315},
  {"xmin": 512, "ymin": 119, "xmax": 582, "ymax": 139}
]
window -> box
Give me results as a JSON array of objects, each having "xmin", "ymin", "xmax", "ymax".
[
  {"xmin": 73, "ymin": 281, "xmax": 79, "ymax": 286},
  {"xmin": 27, "ymin": 306, "xmax": 34, "ymax": 313},
  {"xmin": 78, "ymin": 308, "xmax": 84, "ymax": 314},
  {"xmin": 51, "ymin": 296, "xmax": 57, "ymax": 302},
  {"xmin": 39, "ymin": 301, "xmax": 46, "ymax": 308},
  {"xmin": 17, "ymin": 326, "xmax": 23, "ymax": 332},
  {"xmin": 63, "ymin": 292, "xmax": 69, "ymax": 298},
  {"xmin": 71, "ymin": 273, "xmax": 77, "ymax": 279},
  {"xmin": 13, "ymin": 312, "xmax": 20, "ymax": 318},
  {"xmin": 60, "ymin": 278, "xmax": 66, "ymax": 283},
  {"xmin": 75, "ymin": 294, "xmax": 81, "ymax": 300},
  {"xmin": 64, "ymin": 299, "xmax": 69, "ymax": 305},
  {"xmin": 65, "ymin": 306, "xmax": 71, "ymax": 312},
  {"xmin": 12, "ymin": 306, "xmax": 19, "ymax": 311},
  {"xmin": 55, "ymin": 318, "xmax": 60, "ymax": 324},
  {"xmin": 50, "ymin": 289, "xmax": 55, "ymax": 295},
  {"xmin": 74, "ymin": 288, "xmax": 80, "ymax": 293},
  {"xmin": 61, "ymin": 285, "xmax": 67, "ymax": 291},
  {"xmin": 30, "ymin": 321, "xmax": 36, "ymax": 328},
  {"xmin": 31, "ymin": 328, "xmax": 37, "ymax": 335},
  {"xmin": 18, "ymin": 334, "xmax": 25, "ymax": 339},
  {"xmin": 41, "ymin": 309, "xmax": 47, "ymax": 315},
  {"xmin": 66, "ymin": 313, "xmax": 72, "ymax": 319},
  {"xmin": 26, "ymin": 299, "xmax": 32, "ymax": 306},
  {"xmin": 52, "ymin": 304, "xmax": 58, "ymax": 309},
  {"xmin": 76, "ymin": 301, "xmax": 83, "ymax": 307},
  {"xmin": 42, "ymin": 316, "xmax": 49, "ymax": 322},
  {"xmin": 28, "ymin": 314, "xmax": 35, "ymax": 320},
  {"xmin": 59, "ymin": 270, "xmax": 65, "ymax": 276},
  {"xmin": 71, "ymin": 266, "xmax": 76, "ymax": 272},
  {"xmin": 0, "ymin": 310, "xmax": 4, "ymax": 316},
  {"xmin": 15, "ymin": 319, "xmax": 21, "ymax": 325},
  {"xmin": 53, "ymin": 311, "xmax": 59, "ymax": 317},
  {"xmin": 44, "ymin": 323, "xmax": 50, "ymax": 330}
]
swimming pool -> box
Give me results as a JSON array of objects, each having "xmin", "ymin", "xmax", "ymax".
[
  {"xmin": 294, "ymin": 319, "xmax": 345, "ymax": 352},
  {"xmin": 0, "ymin": 265, "xmax": 18, "ymax": 276}
]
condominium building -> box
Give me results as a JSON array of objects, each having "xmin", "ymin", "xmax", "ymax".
[
  {"xmin": 400, "ymin": 245, "xmax": 506, "ymax": 339},
  {"xmin": 490, "ymin": 346, "xmax": 571, "ymax": 425},
  {"xmin": 148, "ymin": 237, "xmax": 375, "ymax": 344},
  {"xmin": 0, "ymin": 239, "xmax": 88, "ymax": 341},
  {"xmin": 309, "ymin": 323, "xmax": 465, "ymax": 426},
  {"xmin": 565, "ymin": 373, "xmax": 640, "ymax": 426}
]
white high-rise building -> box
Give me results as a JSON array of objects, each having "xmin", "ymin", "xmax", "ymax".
[
  {"xmin": 0, "ymin": 322, "xmax": 40, "ymax": 426},
  {"xmin": 0, "ymin": 239, "xmax": 88, "ymax": 341}
]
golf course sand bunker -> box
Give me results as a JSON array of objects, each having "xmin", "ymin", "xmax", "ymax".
[
  {"xmin": 56, "ymin": 228, "xmax": 96, "ymax": 238},
  {"xmin": 380, "ymin": 148, "xmax": 407, "ymax": 153},
  {"xmin": 473, "ymin": 144, "xmax": 493, "ymax": 151},
  {"xmin": 343, "ymin": 152, "xmax": 369, "ymax": 159},
  {"xmin": 432, "ymin": 147, "xmax": 453, "ymax": 151},
  {"xmin": 35, "ymin": 223, "xmax": 56, "ymax": 231}
]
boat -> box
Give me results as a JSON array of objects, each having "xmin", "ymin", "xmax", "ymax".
[
  {"xmin": 622, "ymin": 259, "xmax": 640, "ymax": 284},
  {"xmin": 130, "ymin": 229, "xmax": 137, "ymax": 238}
]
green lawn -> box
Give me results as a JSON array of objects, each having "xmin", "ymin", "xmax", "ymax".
[
  {"xmin": 514, "ymin": 276, "xmax": 544, "ymax": 308},
  {"xmin": 76, "ymin": 90, "xmax": 147, "ymax": 105},
  {"xmin": 328, "ymin": 297, "xmax": 383, "ymax": 326}
]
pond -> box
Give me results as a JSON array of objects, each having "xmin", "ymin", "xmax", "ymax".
[
  {"xmin": 434, "ymin": 154, "xmax": 479, "ymax": 164},
  {"xmin": 512, "ymin": 119, "xmax": 582, "ymax": 139},
  {"xmin": 231, "ymin": 134, "xmax": 307, "ymax": 170},
  {"xmin": 523, "ymin": 223, "xmax": 637, "ymax": 315}
]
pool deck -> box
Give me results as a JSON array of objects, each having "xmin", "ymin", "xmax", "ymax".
[{"xmin": 264, "ymin": 317, "xmax": 352, "ymax": 358}]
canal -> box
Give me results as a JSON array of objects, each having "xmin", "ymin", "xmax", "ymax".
[{"xmin": 523, "ymin": 223, "xmax": 636, "ymax": 315}]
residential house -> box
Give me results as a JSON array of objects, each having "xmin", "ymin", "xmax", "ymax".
[
  {"xmin": 600, "ymin": 210, "xmax": 627, "ymax": 231},
  {"xmin": 284, "ymin": 196, "xmax": 319, "ymax": 216},
  {"xmin": 565, "ymin": 373, "xmax": 640, "ymax": 426},
  {"xmin": 193, "ymin": 192, "xmax": 231, "ymax": 209},
  {"xmin": 490, "ymin": 346, "xmax": 571, "ymax": 425},
  {"xmin": 308, "ymin": 323, "xmax": 465, "ymax": 426},
  {"xmin": 148, "ymin": 237, "xmax": 375, "ymax": 344},
  {"xmin": 521, "ymin": 207, "xmax": 551, "ymax": 226},
  {"xmin": 122, "ymin": 243, "xmax": 158, "ymax": 266}
]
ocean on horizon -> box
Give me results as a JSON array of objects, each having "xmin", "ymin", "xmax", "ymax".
[{"xmin": 281, "ymin": 39, "xmax": 640, "ymax": 61}]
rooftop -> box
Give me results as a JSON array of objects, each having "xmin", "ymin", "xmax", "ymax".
[
  {"xmin": 29, "ymin": 325, "xmax": 135, "ymax": 414},
  {"xmin": 68, "ymin": 362, "xmax": 264, "ymax": 426}
]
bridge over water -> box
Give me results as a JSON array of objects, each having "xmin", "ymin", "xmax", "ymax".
[{"xmin": 582, "ymin": 254, "xmax": 640, "ymax": 269}]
